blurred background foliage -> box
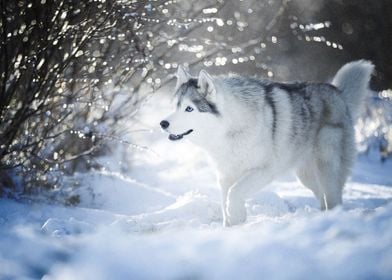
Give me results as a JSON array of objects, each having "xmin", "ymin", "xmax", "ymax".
[{"xmin": 0, "ymin": 0, "xmax": 391, "ymax": 195}]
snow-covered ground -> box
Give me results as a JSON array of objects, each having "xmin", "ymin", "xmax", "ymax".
[{"xmin": 1, "ymin": 93, "xmax": 392, "ymax": 280}]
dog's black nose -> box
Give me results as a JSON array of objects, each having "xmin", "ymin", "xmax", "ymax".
[{"xmin": 160, "ymin": 120, "xmax": 169, "ymax": 129}]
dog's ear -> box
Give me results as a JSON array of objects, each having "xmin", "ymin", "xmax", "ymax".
[
  {"xmin": 175, "ymin": 65, "xmax": 191, "ymax": 89},
  {"xmin": 198, "ymin": 70, "xmax": 216, "ymax": 102}
]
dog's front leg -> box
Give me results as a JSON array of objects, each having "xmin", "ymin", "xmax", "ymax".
[
  {"xmin": 219, "ymin": 176, "xmax": 236, "ymax": 227},
  {"xmin": 225, "ymin": 168, "xmax": 274, "ymax": 226},
  {"xmin": 221, "ymin": 185, "xmax": 230, "ymax": 227}
]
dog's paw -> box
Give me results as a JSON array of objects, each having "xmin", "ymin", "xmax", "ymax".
[{"xmin": 226, "ymin": 201, "xmax": 247, "ymax": 226}]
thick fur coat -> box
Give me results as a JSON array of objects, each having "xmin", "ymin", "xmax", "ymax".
[{"xmin": 161, "ymin": 61, "xmax": 374, "ymax": 226}]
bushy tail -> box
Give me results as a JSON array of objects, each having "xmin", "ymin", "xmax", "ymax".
[{"xmin": 332, "ymin": 60, "xmax": 374, "ymax": 119}]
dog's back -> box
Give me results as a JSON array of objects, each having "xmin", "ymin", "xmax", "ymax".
[{"xmin": 214, "ymin": 77, "xmax": 344, "ymax": 167}]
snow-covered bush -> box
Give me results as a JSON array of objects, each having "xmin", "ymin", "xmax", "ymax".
[
  {"xmin": 0, "ymin": 0, "xmax": 143, "ymax": 192},
  {"xmin": 0, "ymin": 0, "xmax": 186, "ymax": 193}
]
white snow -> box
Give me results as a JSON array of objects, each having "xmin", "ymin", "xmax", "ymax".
[{"xmin": 1, "ymin": 92, "xmax": 392, "ymax": 279}]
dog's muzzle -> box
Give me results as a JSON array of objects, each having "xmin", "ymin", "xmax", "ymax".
[{"xmin": 169, "ymin": 129, "xmax": 193, "ymax": 141}]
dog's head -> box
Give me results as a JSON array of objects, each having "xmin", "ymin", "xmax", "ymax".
[{"xmin": 160, "ymin": 66, "xmax": 221, "ymax": 144}]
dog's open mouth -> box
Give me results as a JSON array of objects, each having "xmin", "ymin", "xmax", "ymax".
[{"xmin": 169, "ymin": 129, "xmax": 193, "ymax": 141}]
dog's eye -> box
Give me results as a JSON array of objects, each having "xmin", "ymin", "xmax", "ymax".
[{"xmin": 185, "ymin": 106, "xmax": 194, "ymax": 112}]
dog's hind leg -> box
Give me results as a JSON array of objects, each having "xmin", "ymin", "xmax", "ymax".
[
  {"xmin": 296, "ymin": 162, "xmax": 323, "ymax": 205},
  {"xmin": 314, "ymin": 126, "xmax": 345, "ymax": 210},
  {"xmin": 297, "ymin": 158, "xmax": 343, "ymax": 210},
  {"xmin": 220, "ymin": 184, "xmax": 230, "ymax": 227},
  {"xmin": 315, "ymin": 161, "xmax": 343, "ymax": 210}
]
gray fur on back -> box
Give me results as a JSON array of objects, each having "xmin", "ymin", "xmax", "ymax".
[{"xmin": 216, "ymin": 74, "xmax": 347, "ymax": 145}]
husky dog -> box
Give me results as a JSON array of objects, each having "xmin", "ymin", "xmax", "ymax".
[{"xmin": 160, "ymin": 61, "xmax": 374, "ymax": 226}]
